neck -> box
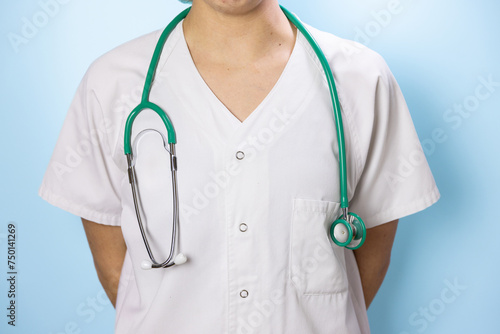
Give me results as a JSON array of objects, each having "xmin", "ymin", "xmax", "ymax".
[{"xmin": 182, "ymin": 1, "xmax": 296, "ymax": 64}]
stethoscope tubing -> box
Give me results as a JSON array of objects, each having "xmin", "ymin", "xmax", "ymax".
[
  {"xmin": 128, "ymin": 149, "xmax": 179, "ymax": 268},
  {"xmin": 279, "ymin": 6, "xmax": 349, "ymax": 210},
  {"xmin": 124, "ymin": 5, "xmax": 365, "ymax": 269}
]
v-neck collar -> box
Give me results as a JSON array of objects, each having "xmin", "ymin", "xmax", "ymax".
[{"xmin": 178, "ymin": 20, "xmax": 301, "ymax": 128}]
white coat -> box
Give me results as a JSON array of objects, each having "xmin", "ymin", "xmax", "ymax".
[{"xmin": 39, "ymin": 14, "xmax": 440, "ymax": 334}]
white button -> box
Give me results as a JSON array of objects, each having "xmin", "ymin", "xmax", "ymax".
[
  {"xmin": 236, "ymin": 151, "xmax": 245, "ymax": 160},
  {"xmin": 240, "ymin": 290, "xmax": 249, "ymax": 298},
  {"xmin": 239, "ymin": 223, "xmax": 248, "ymax": 232}
]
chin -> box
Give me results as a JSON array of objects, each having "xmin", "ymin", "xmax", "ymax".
[{"xmin": 199, "ymin": 0, "xmax": 267, "ymax": 15}]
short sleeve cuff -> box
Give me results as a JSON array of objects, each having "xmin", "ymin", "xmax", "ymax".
[
  {"xmin": 38, "ymin": 184, "xmax": 121, "ymax": 226},
  {"xmin": 365, "ymin": 185, "xmax": 440, "ymax": 229}
]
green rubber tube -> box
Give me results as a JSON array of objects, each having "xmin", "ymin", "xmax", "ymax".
[
  {"xmin": 124, "ymin": 102, "xmax": 177, "ymax": 154},
  {"xmin": 124, "ymin": 7, "xmax": 191, "ymax": 154},
  {"xmin": 280, "ymin": 6, "xmax": 349, "ymax": 209}
]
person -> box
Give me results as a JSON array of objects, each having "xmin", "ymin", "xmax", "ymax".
[{"xmin": 39, "ymin": 0, "xmax": 440, "ymax": 333}]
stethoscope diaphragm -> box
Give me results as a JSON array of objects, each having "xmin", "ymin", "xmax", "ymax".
[{"xmin": 330, "ymin": 212, "xmax": 366, "ymax": 250}]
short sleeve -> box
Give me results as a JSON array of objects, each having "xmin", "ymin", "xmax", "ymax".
[
  {"xmin": 348, "ymin": 56, "xmax": 440, "ymax": 229},
  {"xmin": 38, "ymin": 70, "xmax": 124, "ymax": 226}
]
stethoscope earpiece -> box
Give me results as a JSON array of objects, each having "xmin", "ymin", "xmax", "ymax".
[
  {"xmin": 141, "ymin": 254, "xmax": 187, "ymax": 270},
  {"xmin": 141, "ymin": 260, "xmax": 153, "ymax": 270},
  {"xmin": 174, "ymin": 253, "xmax": 187, "ymax": 265}
]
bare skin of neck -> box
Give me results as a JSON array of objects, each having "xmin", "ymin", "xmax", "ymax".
[{"xmin": 182, "ymin": 0, "xmax": 297, "ymax": 122}]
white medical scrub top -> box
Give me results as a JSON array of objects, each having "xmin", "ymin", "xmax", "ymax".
[{"xmin": 39, "ymin": 15, "xmax": 440, "ymax": 334}]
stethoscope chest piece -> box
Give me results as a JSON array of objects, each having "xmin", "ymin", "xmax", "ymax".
[{"xmin": 330, "ymin": 212, "xmax": 366, "ymax": 250}]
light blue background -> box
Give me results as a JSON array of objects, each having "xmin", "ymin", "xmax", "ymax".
[{"xmin": 1, "ymin": 0, "xmax": 498, "ymax": 333}]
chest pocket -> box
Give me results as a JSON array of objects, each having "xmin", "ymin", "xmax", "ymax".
[{"xmin": 289, "ymin": 198, "xmax": 348, "ymax": 295}]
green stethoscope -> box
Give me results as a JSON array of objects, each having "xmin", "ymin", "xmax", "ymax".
[{"xmin": 124, "ymin": 6, "xmax": 366, "ymax": 270}]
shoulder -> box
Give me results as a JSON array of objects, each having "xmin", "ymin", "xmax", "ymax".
[
  {"xmin": 302, "ymin": 23, "xmax": 394, "ymax": 86},
  {"xmin": 82, "ymin": 29, "xmax": 163, "ymax": 90},
  {"xmin": 70, "ymin": 28, "xmax": 173, "ymax": 172},
  {"xmin": 299, "ymin": 22, "xmax": 406, "ymax": 196},
  {"xmin": 299, "ymin": 22, "xmax": 400, "ymax": 115}
]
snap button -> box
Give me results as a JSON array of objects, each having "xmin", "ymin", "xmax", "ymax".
[
  {"xmin": 236, "ymin": 151, "xmax": 245, "ymax": 160},
  {"xmin": 240, "ymin": 290, "xmax": 249, "ymax": 298},
  {"xmin": 239, "ymin": 223, "xmax": 248, "ymax": 232}
]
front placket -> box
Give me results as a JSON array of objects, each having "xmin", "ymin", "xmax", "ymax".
[{"xmin": 223, "ymin": 135, "xmax": 272, "ymax": 333}]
